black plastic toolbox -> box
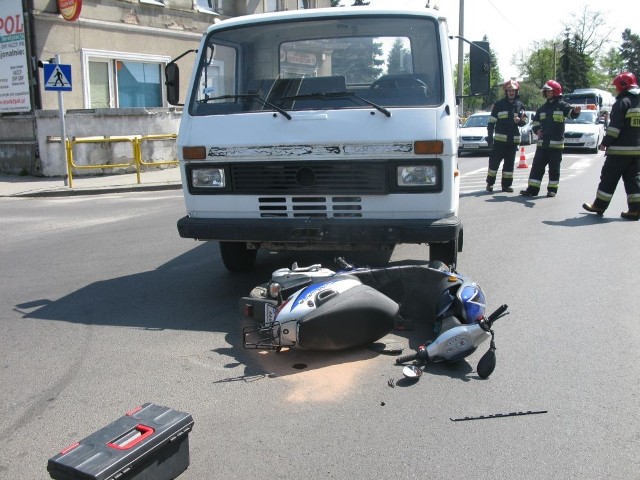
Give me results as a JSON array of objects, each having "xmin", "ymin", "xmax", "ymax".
[{"xmin": 47, "ymin": 403, "xmax": 193, "ymax": 480}]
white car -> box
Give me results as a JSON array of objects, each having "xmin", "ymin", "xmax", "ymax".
[
  {"xmin": 563, "ymin": 110, "xmax": 604, "ymax": 153},
  {"xmin": 458, "ymin": 112, "xmax": 492, "ymax": 154},
  {"xmin": 519, "ymin": 111, "xmax": 536, "ymax": 145}
]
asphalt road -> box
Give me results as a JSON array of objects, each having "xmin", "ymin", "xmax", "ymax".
[{"xmin": 1, "ymin": 148, "xmax": 638, "ymax": 479}]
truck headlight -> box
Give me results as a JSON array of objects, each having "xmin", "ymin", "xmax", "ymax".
[
  {"xmin": 397, "ymin": 164, "xmax": 438, "ymax": 187},
  {"xmin": 192, "ymin": 167, "xmax": 226, "ymax": 188}
]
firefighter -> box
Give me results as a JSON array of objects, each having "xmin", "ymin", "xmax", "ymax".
[
  {"xmin": 520, "ymin": 80, "xmax": 581, "ymax": 197},
  {"xmin": 485, "ymin": 80, "xmax": 527, "ymax": 192},
  {"xmin": 582, "ymin": 72, "xmax": 640, "ymax": 220}
]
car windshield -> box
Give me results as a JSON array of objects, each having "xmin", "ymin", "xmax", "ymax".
[
  {"xmin": 566, "ymin": 111, "xmax": 598, "ymax": 124},
  {"xmin": 189, "ymin": 14, "xmax": 443, "ymax": 116},
  {"xmin": 462, "ymin": 115, "xmax": 489, "ymax": 128}
]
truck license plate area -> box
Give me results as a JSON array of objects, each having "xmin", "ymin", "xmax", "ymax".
[{"xmin": 292, "ymin": 228, "xmax": 323, "ymax": 239}]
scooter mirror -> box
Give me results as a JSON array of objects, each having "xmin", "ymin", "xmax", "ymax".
[
  {"xmin": 477, "ymin": 349, "xmax": 496, "ymax": 378},
  {"xmin": 402, "ymin": 365, "xmax": 423, "ymax": 379}
]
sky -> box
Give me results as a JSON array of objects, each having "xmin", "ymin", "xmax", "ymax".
[{"xmin": 352, "ymin": 0, "xmax": 640, "ymax": 80}]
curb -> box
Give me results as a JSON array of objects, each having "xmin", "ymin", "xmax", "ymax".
[{"xmin": 5, "ymin": 183, "xmax": 182, "ymax": 198}]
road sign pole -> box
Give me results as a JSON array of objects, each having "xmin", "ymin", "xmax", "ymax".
[{"xmin": 55, "ymin": 54, "xmax": 69, "ymax": 186}]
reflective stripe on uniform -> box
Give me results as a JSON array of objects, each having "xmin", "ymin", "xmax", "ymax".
[
  {"xmin": 606, "ymin": 146, "xmax": 640, "ymax": 155},
  {"xmin": 494, "ymin": 133, "xmax": 508, "ymax": 142},
  {"xmin": 596, "ymin": 189, "xmax": 614, "ymax": 201},
  {"xmin": 606, "ymin": 126, "xmax": 621, "ymax": 138},
  {"xmin": 528, "ymin": 179, "xmax": 541, "ymax": 188},
  {"xmin": 487, "ymin": 169, "xmax": 497, "ymax": 178},
  {"xmin": 628, "ymin": 193, "xmax": 640, "ymax": 203}
]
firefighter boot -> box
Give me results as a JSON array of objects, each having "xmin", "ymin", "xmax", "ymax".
[
  {"xmin": 620, "ymin": 211, "xmax": 640, "ymax": 221},
  {"xmin": 582, "ymin": 203, "xmax": 605, "ymax": 216}
]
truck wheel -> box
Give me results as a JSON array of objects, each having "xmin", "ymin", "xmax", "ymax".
[
  {"xmin": 429, "ymin": 239, "xmax": 458, "ymax": 270},
  {"xmin": 219, "ymin": 242, "xmax": 257, "ymax": 272}
]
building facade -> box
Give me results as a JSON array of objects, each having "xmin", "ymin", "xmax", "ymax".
[{"xmin": 0, "ymin": 0, "xmax": 329, "ymax": 175}]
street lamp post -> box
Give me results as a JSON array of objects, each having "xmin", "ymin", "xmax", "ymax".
[{"xmin": 457, "ymin": 0, "xmax": 464, "ymax": 116}]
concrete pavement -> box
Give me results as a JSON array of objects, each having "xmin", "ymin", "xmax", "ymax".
[{"xmin": 0, "ymin": 166, "xmax": 182, "ymax": 197}]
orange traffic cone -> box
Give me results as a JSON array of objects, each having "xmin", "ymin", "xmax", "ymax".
[{"xmin": 517, "ymin": 147, "xmax": 528, "ymax": 168}]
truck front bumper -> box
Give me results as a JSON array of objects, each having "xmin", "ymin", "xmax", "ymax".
[{"xmin": 176, "ymin": 216, "xmax": 461, "ymax": 245}]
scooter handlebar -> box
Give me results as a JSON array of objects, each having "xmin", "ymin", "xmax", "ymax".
[{"xmin": 487, "ymin": 304, "xmax": 508, "ymax": 323}]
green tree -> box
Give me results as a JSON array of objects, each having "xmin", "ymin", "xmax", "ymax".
[
  {"xmin": 332, "ymin": 37, "xmax": 384, "ymax": 84},
  {"xmin": 600, "ymin": 48, "xmax": 624, "ymax": 78},
  {"xmin": 516, "ymin": 7, "xmax": 618, "ymax": 90},
  {"xmin": 517, "ymin": 82, "xmax": 543, "ymax": 111},
  {"xmin": 557, "ymin": 31, "xmax": 590, "ymax": 91},
  {"xmin": 620, "ymin": 29, "xmax": 640, "ymax": 74},
  {"xmin": 386, "ymin": 38, "xmax": 411, "ymax": 74},
  {"xmin": 514, "ymin": 40, "xmax": 557, "ymax": 89}
]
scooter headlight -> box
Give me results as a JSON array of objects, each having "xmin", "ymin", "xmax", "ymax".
[{"xmin": 457, "ymin": 282, "xmax": 486, "ymax": 323}]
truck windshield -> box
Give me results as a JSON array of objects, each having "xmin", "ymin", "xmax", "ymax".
[{"xmin": 189, "ymin": 14, "xmax": 443, "ymax": 116}]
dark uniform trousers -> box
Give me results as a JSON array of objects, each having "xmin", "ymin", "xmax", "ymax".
[
  {"xmin": 592, "ymin": 155, "xmax": 640, "ymax": 212},
  {"xmin": 486, "ymin": 143, "xmax": 517, "ymax": 188},
  {"xmin": 526, "ymin": 148, "xmax": 562, "ymax": 195}
]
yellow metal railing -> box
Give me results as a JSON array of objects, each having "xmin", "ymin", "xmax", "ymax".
[{"xmin": 66, "ymin": 134, "xmax": 178, "ymax": 188}]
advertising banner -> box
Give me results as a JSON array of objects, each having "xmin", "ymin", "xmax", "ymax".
[{"xmin": 0, "ymin": 0, "xmax": 31, "ymax": 113}]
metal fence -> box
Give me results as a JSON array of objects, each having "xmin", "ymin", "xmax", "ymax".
[{"xmin": 66, "ymin": 134, "xmax": 178, "ymax": 188}]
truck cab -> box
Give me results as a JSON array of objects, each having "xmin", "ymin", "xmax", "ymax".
[{"xmin": 166, "ymin": 6, "xmax": 490, "ymax": 271}]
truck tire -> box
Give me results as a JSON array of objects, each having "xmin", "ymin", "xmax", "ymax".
[
  {"xmin": 219, "ymin": 241, "xmax": 257, "ymax": 272},
  {"xmin": 429, "ymin": 238, "xmax": 458, "ymax": 270}
]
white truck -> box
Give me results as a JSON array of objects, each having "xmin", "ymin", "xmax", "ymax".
[{"xmin": 165, "ymin": 5, "xmax": 490, "ymax": 271}]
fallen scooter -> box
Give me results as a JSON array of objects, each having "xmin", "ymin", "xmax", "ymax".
[{"xmin": 240, "ymin": 258, "xmax": 508, "ymax": 377}]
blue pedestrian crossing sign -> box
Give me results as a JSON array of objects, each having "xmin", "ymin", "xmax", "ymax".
[{"xmin": 44, "ymin": 64, "xmax": 72, "ymax": 92}]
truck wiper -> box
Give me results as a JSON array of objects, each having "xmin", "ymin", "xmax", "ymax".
[
  {"xmin": 198, "ymin": 94, "xmax": 292, "ymax": 120},
  {"xmin": 280, "ymin": 91, "xmax": 392, "ymax": 118}
]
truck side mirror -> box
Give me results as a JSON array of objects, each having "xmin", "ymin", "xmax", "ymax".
[
  {"xmin": 469, "ymin": 41, "xmax": 490, "ymax": 96},
  {"xmin": 165, "ymin": 62, "xmax": 180, "ymax": 106}
]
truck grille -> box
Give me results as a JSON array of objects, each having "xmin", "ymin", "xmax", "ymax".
[
  {"xmin": 259, "ymin": 196, "xmax": 363, "ymax": 218},
  {"xmin": 230, "ymin": 161, "xmax": 387, "ymax": 194}
]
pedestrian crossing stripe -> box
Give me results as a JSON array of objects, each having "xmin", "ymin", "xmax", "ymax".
[{"xmin": 43, "ymin": 64, "xmax": 72, "ymax": 91}]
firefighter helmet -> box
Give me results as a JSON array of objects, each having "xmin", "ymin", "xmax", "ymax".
[
  {"xmin": 542, "ymin": 80, "xmax": 562, "ymax": 96},
  {"xmin": 612, "ymin": 72, "xmax": 638, "ymax": 92},
  {"xmin": 503, "ymin": 79, "xmax": 519, "ymax": 92}
]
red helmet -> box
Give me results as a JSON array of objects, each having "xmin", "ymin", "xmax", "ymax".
[
  {"xmin": 612, "ymin": 72, "xmax": 638, "ymax": 92},
  {"xmin": 503, "ymin": 79, "xmax": 519, "ymax": 91},
  {"xmin": 542, "ymin": 80, "xmax": 562, "ymax": 96}
]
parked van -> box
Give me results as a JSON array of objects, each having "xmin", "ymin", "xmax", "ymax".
[{"xmin": 165, "ymin": 6, "xmax": 490, "ymax": 271}]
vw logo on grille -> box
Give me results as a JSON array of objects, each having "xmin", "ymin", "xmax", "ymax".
[{"xmin": 296, "ymin": 167, "xmax": 316, "ymax": 187}]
